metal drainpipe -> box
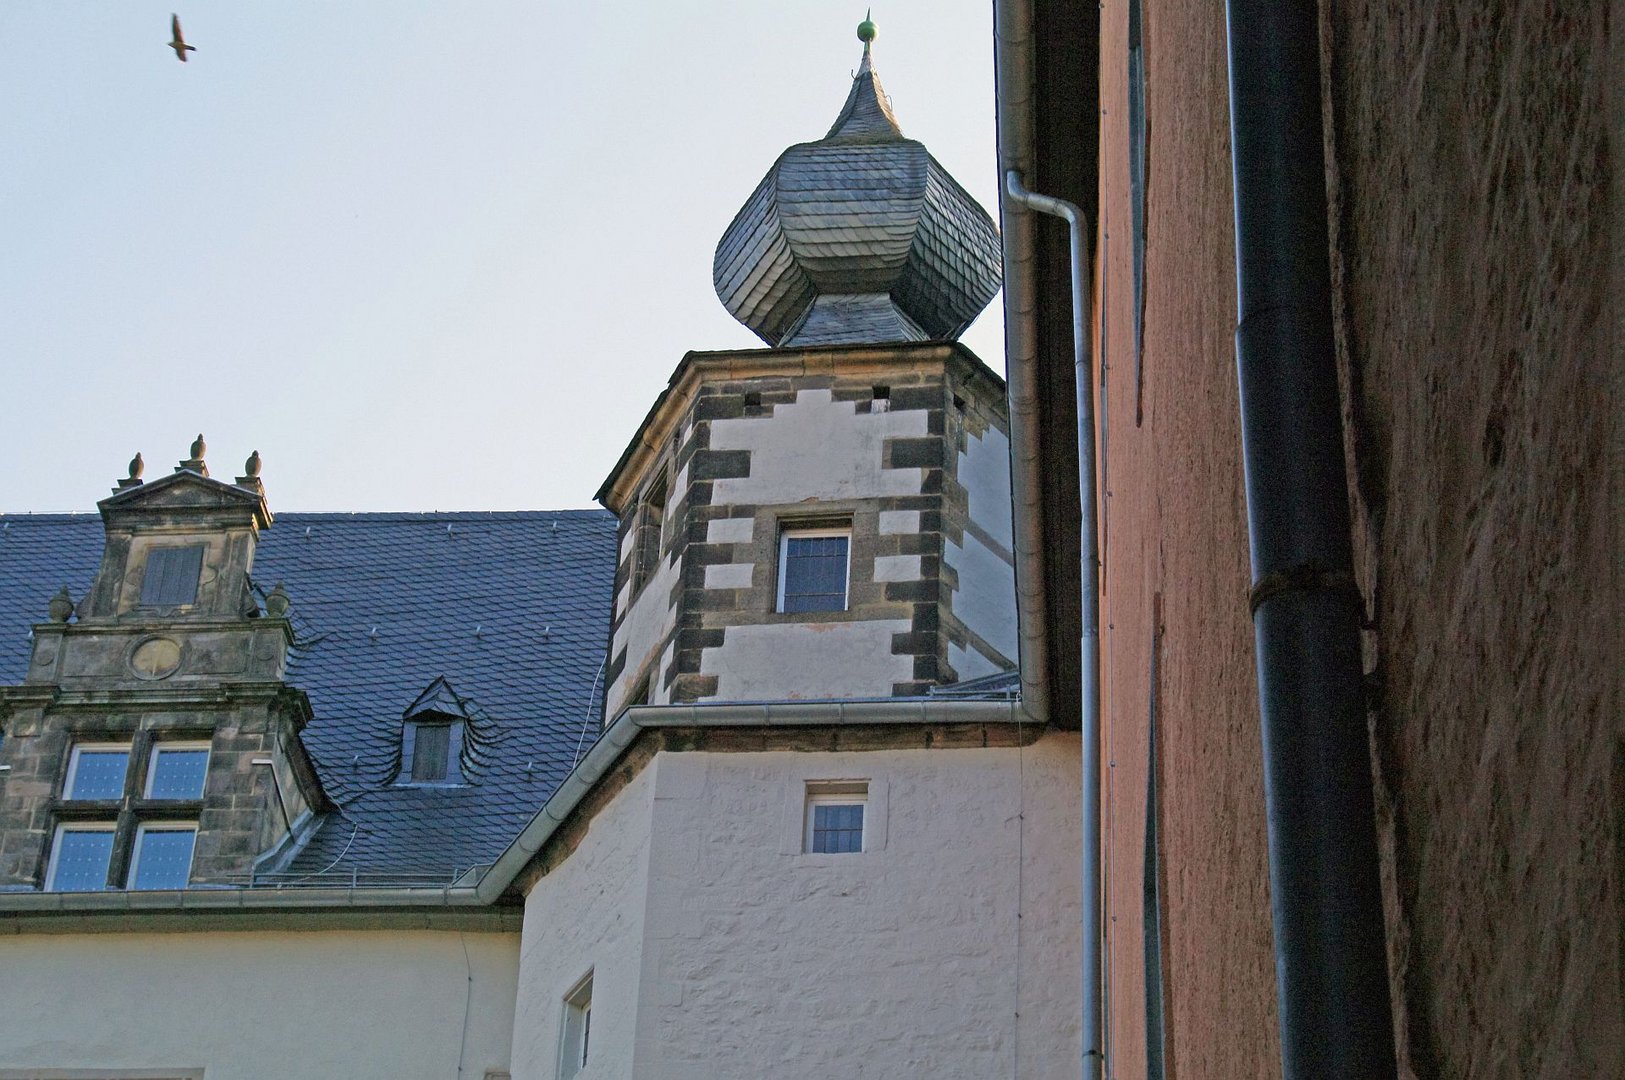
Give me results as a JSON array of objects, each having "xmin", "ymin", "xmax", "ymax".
[
  {"xmin": 1222, "ymin": 3, "xmax": 1398, "ymax": 1078},
  {"xmin": 1004, "ymin": 170, "xmax": 1105, "ymax": 1080}
]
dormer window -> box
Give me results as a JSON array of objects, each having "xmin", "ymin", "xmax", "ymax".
[
  {"xmin": 140, "ymin": 544, "xmax": 204, "ymax": 607},
  {"xmin": 397, "ymin": 677, "xmax": 473, "ymax": 787}
]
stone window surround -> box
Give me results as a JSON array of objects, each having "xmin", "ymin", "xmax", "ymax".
[
  {"xmin": 779, "ymin": 769, "xmax": 890, "ymax": 859},
  {"xmin": 39, "ymin": 726, "xmax": 211, "ymax": 891},
  {"xmin": 706, "ymin": 501, "xmax": 920, "ymax": 626}
]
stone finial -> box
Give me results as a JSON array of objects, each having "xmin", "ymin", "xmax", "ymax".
[
  {"xmin": 47, "ymin": 586, "xmax": 74, "ymax": 623},
  {"xmin": 263, "ymin": 582, "xmax": 290, "ymax": 618},
  {"xmin": 177, "ymin": 433, "xmax": 210, "ymax": 477},
  {"xmin": 236, "ymin": 449, "xmax": 265, "ymax": 493},
  {"xmin": 115, "ymin": 451, "xmax": 146, "ymax": 491}
]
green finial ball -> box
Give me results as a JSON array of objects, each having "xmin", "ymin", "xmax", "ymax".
[{"xmin": 857, "ymin": 10, "xmax": 877, "ymax": 44}]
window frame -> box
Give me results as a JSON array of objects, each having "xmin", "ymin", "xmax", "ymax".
[
  {"xmin": 775, "ymin": 524, "xmax": 852, "ymax": 614},
  {"xmin": 128, "ymin": 820, "xmax": 199, "ymax": 891},
  {"xmin": 45, "ymin": 822, "xmax": 118, "ymax": 891},
  {"xmin": 139, "ymin": 543, "xmax": 206, "ymax": 608},
  {"xmin": 630, "ymin": 470, "xmax": 669, "ymax": 598},
  {"xmin": 144, "ymin": 741, "xmax": 211, "ymax": 800},
  {"xmin": 64, "ymin": 743, "xmax": 133, "ymax": 801},
  {"xmin": 559, "ymin": 970, "xmax": 594, "ymax": 1079},
  {"xmin": 803, "ymin": 782, "xmax": 868, "ymax": 854}
]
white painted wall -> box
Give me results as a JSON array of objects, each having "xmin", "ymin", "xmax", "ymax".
[
  {"xmin": 516, "ymin": 735, "xmax": 1082, "ymax": 1079},
  {"xmin": 511, "ymin": 763, "xmax": 656, "ymax": 1080},
  {"xmin": 709, "ymin": 389, "xmax": 927, "ymax": 504},
  {"xmin": 0, "ymin": 930, "xmax": 519, "ymax": 1080},
  {"xmin": 608, "ymin": 486, "xmax": 684, "ymax": 717},
  {"xmin": 699, "ymin": 620, "xmax": 914, "ymax": 700}
]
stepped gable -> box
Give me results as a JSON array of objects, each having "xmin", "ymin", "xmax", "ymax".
[{"xmin": 713, "ymin": 21, "xmax": 1002, "ymax": 347}]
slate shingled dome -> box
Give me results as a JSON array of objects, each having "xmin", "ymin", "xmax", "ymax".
[{"xmin": 713, "ymin": 37, "xmax": 1003, "ymax": 347}]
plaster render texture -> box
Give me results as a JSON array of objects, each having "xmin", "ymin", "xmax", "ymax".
[
  {"xmin": 709, "ymin": 388, "xmax": 927, "ymax": 504},
  {"xmin": 519, "ymin": 738, "xmax": 1080, "ymax": 1079},
  {"xmin": 0, "ymin": 930, "xmax": 519, "ymax": 1079},
  {"xmin": 943, "ymin": 532, "xmax": 1020, "ymax": 665},
  {"xmin": 958, "ymin": 424, "xmax": 1015, "ymax": 552},
  {"xmin": 513, "ymin": 763, "xmax": 656, "ymax": 1079},
  {"xmin": 699, "ymin": 620, "xmax": 914, "ymax": 701}
]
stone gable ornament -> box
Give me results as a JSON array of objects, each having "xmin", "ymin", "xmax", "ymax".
[
  {"xmin": 263, "ymin": 582, "xmax": 290, "ymax": 618},
  {"xmin": 47, "ymin": 586, "xmax": 74, "ymax": 623},
  {"xmin": 116, "ymin": 452, "xmax": 145, "ymax": 491},
  {"xmin": 177, "ymin": 433, "xmax": 209, "ymax": 477}
]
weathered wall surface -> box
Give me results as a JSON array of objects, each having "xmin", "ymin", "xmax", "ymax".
[
  {"xmin": 0, "ymin": 929, "xmax": 519, "ymax": 1079},
  {"xmin": 635, "ymin": 738, "xmax": 1081, "ymax": 1078},
  {"xmin": 516, "ymin": 736, "xmax": 1080, "ymax": 1079},
  {"xmin": 512, "ymin": 763, "xmax": 655, "ymax": 1079},
  {"xmin": 1093, "ymin": 0, "xmax": 1283, "ymax": 1077},
  {"xmin": 1325, "ymin": 2, "xmax": 1620, "ymax": 1076}
]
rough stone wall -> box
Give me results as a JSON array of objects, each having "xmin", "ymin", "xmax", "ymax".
[
  {"xmin": 1324, "ymin": 2, "xmax": 1620, "ymax": 1076},
  {"xmin": 1093, "ymin": 1, "xmax": 1284, "ymax": 1076}
]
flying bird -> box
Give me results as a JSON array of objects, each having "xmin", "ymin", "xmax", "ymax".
[{"xmin": 168, "ymin": 14, "xmax": 196, "ymax": 62}]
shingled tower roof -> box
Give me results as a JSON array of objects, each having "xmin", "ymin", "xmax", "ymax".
[{"xmin": 712, "ymin": 19, "xmax": 1003, "ymax": 348}]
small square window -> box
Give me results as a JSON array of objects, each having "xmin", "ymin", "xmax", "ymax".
[
  {"xmin": 560, "ymin": 971, "xmax": 594, "ymax": 1079},
  {"xmin": 129, "ymin": 823, "xmax": 197, "ymax": 890},
  {"xmin": 146, "ymin": 744, "xmax": 210, "ymax": 800},
  {"xmin": 805, "ymin": 783, "xmax": 868, "ymax": 854},
  {"xmin": 140, "ymin": 544, "xmax": 205, "ymax": 607},
  {"xmin": 65, "ymin": 744, "xmax": 131, "ymax": 800},
  {"xmin": 46, "ymin": 825, "xmax": 116, "ymax": 891},
  {"xmin": 777, "ymin": 527, "xmax": 851, "ymax": 613}
]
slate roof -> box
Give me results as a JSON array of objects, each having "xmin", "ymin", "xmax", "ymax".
[
  {"xmin": 0, "ymin": 510, "xmax": 617, "ymax": 886},
  {"xmin": 713, "ymin": 42, "xmax": 1002, "ymax": 347}
]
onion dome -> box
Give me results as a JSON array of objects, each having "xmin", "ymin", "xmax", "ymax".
[{"xmin": 713, "ymin": 20, "xmax": 1003, "ymax": 347}]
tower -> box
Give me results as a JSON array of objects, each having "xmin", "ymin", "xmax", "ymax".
[{"xmin": 600, "ymin": 23, "xmax": 1016, "ymax": 717}]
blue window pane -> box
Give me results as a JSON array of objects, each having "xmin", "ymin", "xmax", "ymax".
[
  {"xmin": 51, "ymin": 830, "xmax": 114, "ymax": 891},
  {"xmin": 68, "ymin": 749, "xmax": 129, "ymax": 799},
  {"xmin": 811, "ymin": 802, "xmax": 864, "ymax": 853},
  {"xmin": 782, "ymin": 535, "xmax": 849, "ymax": 613},
  {"xmin": 131, "ymin": 829, "xmax": 196, "ymax": 890},
  {"xmin": 148, "ymin": 749, "xmax": 209, "ymax": 799}
]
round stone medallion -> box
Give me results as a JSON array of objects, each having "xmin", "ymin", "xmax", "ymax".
[{"xmin": 129, "ymin": 636, "xmax": 183, "ymax": 680}]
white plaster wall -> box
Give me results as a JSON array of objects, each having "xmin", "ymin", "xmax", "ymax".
[
  {"xmin": 699, "ymin": 620, "xmax": 913, "ymax": 700},
  {"xmin": 944, "ymin": 533, "xmax": 1020, "ymax": 670},
  {"xmin": 709, "ymin": 389, "xmax": 927, "ymax": 504},
  {"xmin": 512, "ymin": 764, "xmax": 656, "ymax": 1080},
  {"xmin": 636, "ymin": 737, "xmax": 1082, "ymax": 1078},
  {"xmin": 0, "ymin": 930, "xmax": 519, "ymax": 1080}
]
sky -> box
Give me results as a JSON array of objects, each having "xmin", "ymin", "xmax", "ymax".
[{"xmin": 0, "ymin": 2, "xmax": 1004, "ymax": 513}]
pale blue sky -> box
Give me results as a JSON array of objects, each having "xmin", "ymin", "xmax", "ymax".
[{"xmin": 0, "ymin": 2, "xmax": 1003, "ymax": 512}]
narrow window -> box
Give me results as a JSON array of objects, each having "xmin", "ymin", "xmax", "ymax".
[
  {"xmin": 129, "ymin": 823, "xmax": 197, "ymax": 890},
  {"xmin": 46, "ymin": 824, "xmax": 116, "ymax": 891},
  {"xmin": 777, "ymin": 527, "xmax": 850, "ymax": 613},
  {"xmin": 632, "ymin": 473, "xmax": 668, "ymax": 595},
  {"xmin": 146, "ymin": 743, "xmax": 210, "ymax": 800},
  {"xmin": 871, "ymin": 385, "xmax": 891, "ymax": 413},
  {"xmin": 140, "ymin": 544, "xmax": 205, "ymax": 607},
  {"xmin": 805, "ymin": 782, "xmax": 868, "ymax": 854},
  {"xmin": 65, "ymin": 744, "xmax": 132, "ymax": 800},
  {"xmin": 411, "ymin": 724, "xmax": 451, "ymax": 783},
  {"xmin": 560, "ymin": 971, "xmax": 594, "ymax": 1079}
]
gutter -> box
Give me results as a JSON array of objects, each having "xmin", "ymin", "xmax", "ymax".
[
  {"xmin": 992, "ymin": 0, "xmax": 1052, "ymax": 727},
  {"xmin": 1223, "ymin": 2, "xmax": 1398, "ymax": 1076}
]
